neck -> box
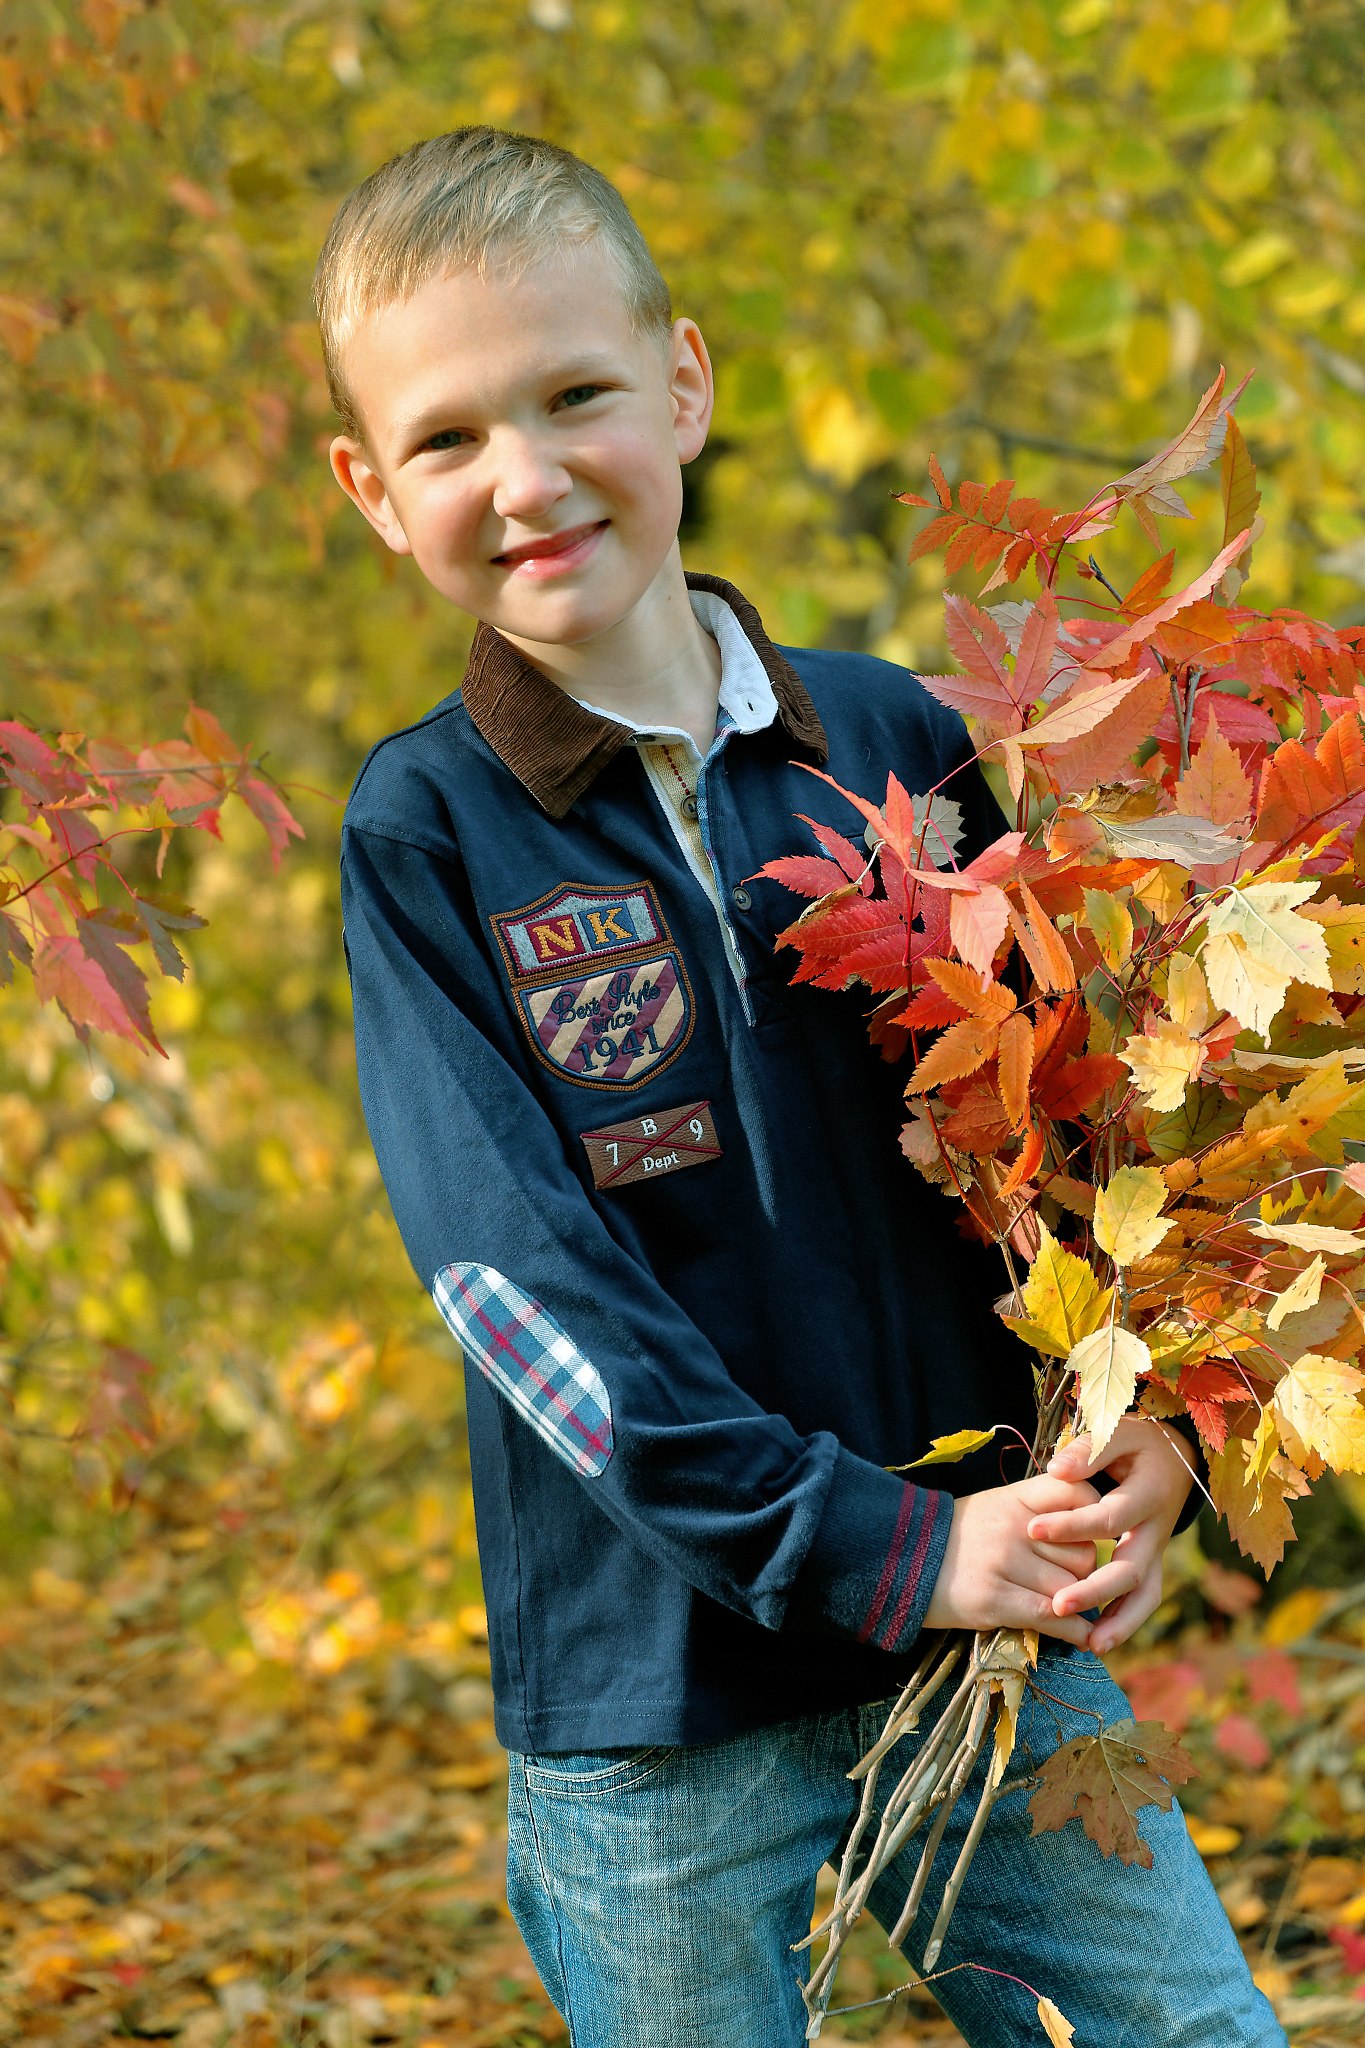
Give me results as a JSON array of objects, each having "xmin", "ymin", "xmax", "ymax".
[{"xmin": 494, "ymin": 550, "xmax": 723, "ymax": 754}]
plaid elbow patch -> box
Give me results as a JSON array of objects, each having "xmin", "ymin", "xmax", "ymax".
[
  {"xmin": 857, "ymin": 1485, "xmax": 942, "ymax": 1652},
  {"xmin": 433, "ymin": 1263, "xmax": 613, "ymax": 1477}
]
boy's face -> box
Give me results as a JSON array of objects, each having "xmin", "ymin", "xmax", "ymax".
[{"xmin": 328, "ymin": 239, "xmax": 713, "ymax": 649}]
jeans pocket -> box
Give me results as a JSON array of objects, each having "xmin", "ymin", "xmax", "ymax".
[{"xmin": 523, "ymin": 1744, "xmax": 678, "ymax": 1796}]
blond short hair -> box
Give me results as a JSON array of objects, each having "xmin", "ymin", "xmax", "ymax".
[{"xmin": 313, "ymin": 126, "xmax": 674, "ymax": 443}]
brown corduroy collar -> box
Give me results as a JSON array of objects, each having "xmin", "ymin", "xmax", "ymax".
[{"xmin": 458, "ymin": 570, "xmax": 829, "ymax": 819}]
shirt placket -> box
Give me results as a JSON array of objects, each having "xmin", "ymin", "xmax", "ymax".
[{"xmin": 636, "ymin": 709, "xmax": 756, "ymax": 1025}]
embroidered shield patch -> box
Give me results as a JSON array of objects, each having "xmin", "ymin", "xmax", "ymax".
[{"xmin": 491, "ymin": 881, "xmax": 695, "ymax": 1090}]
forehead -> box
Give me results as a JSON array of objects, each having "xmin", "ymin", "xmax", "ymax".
[{"xmin": 344, "ymin": 242, "xmax": 655, "ymax": 449}]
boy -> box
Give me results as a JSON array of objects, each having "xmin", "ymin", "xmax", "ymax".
[{"xmin": 317, "ymin": 128, "xmax": 1285, "ymax": 2045}]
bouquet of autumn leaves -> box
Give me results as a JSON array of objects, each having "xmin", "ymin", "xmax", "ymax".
[{"xmin": 765, "ymin": 370, "xmax": 1365, "ymax": 2033}]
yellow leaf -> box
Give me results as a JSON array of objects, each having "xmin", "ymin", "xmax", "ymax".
[
  {"xmin": 899, "ymin": 1426, "xmax": 999, "ymax": 1469},
  {"xmin": 1187, "ymin": 1818, "xmax": 1243, "ymax": 1856},
  {"xmin": 1266, "ymin": 1254, "xmax": 1326, "ymax": 1330},
  {"xmin": 1165, "ymin": 953, "xmax": 1212, "ymax": 1035},
  {"xmin": 1082, "ymin": 886, "xmax": 1134, "ymax": 970},
  {"xmin": 1037, "ymin": 1995, "xmax": 1076, "ymax": 2046},
  {"xmin": 1069, "ymin": 1321, "xmax": 1150, "ymax": 1454},
  {"xmin": 1201, "ymin": 881, "xmax": 1332, "ymax": 1041},
  {"xmin": 1120, "ymin": 1019, "xmax": 1205, "ymax": 1111},
  {"xmin": 1272, "ymin": 1355, "xmax": 1365, "ymax": 1473},
  {"xmin": 1093, "ymin": 1164, "xmax": 1170, "ymax": 1265},
  {"xmin": 1011, "ymin": 1222, "xmax": 1113, "ymax": 1355},
  {"xmin": 1303, "ymin": 898, "xmax": 1365, "ymax": 994},
  {"xmin": 1246, "ymin": 1403, "xmax": 1279, "ymax": 1503},
  {"xmin": 1208, "ymin": 1439, "xmax": 1298, "ymax": 1573},
  {"xmin": 1250, "ymin": 1220, "xmax": 1365, "ymax": 1254},
  {"xmin": 1243, "ymin": 1057, "xmax": 1364, "ymax": 1164}
]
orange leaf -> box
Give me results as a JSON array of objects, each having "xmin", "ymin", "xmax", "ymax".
[
  {"xmin": 925, "ymin": 957, "xmax": 1017, "ymax": 1022},
  {"xmin": 997, "ymin": 1012, "xmax": 1035, "ymax": 1132},
  {"xmin": 903, "ymin": 1016, "xmax": 1001, "ymax": 1095},
  {"xmin": 1122, "ymin": 551, "xmax": 1176, "ymax": 618},
  {"xmin": 1017, "ymin": 885, "xmax": 1076, "ymax": 992},
  {"xmin": 928, "ymin": 452, "xmax": 952, "ymax": 509},
  {"xmin": 999, "ymin": 1120, "xmax": 1045, "ymax": 1198},
  {"xmin": 1254, "ymin": 713, "xmax": 1365, "ymax": 851}
]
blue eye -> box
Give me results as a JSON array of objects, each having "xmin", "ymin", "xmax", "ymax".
[
  {"xmin": 560, "ymin": 385, "xmax": 603, "ymax": 407},
  {"xmin": 423, "ymin": 428, "xmax": 467, "ymax": 452}
]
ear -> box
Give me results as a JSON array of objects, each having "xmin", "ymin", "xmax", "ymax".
[
  {"xmin": 328, "ymin": 436, "xmax": 413, "ymax": 556},
  {"xmin": 668, "ymin": 317, "xmax": 714, "ymax": 466}
]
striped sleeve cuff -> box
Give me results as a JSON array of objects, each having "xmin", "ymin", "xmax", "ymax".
[{"xmin": 785, "ymin": 1446, "xmax": 953, "ymax": 1653}]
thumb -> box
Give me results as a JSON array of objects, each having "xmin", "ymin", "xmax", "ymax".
[{"xmin": 1048, "ymin": 1434, "xmax": 1093, "ymax": 1476}]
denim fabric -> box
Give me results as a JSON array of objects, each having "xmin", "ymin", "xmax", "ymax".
[{"xmin": 506, "ymin": 1640, "xmax": 1287, "ymax": 2048}]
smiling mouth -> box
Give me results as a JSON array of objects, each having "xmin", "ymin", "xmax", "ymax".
[{"xmin": 495, "ymin": 520, "xmax": 608, "ymax": 566}]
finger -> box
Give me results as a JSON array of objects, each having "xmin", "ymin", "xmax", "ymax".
[
  {"xmin": 1005, "ymin": 1589, "xmax": 1093, "ymax": 1647},
  {"xmin": 1015, "ymin": 1553, "xmax": 1096, "ymax": 1604},
  {"xmin": 1050, "ymin": 1553, "xmax": 1148, "ymax": 1616},
  {"xmin": 1029, "ymin": 1538, "xmax": 1098, "ymax": 1580},
  {"xmin": 1089, "ymin": 1577, "xmax": 1163, "ymax": 1653},
  {"xmin": 1026, "ymin": 1498, "xmax": 1135, "ymax": 1544}
]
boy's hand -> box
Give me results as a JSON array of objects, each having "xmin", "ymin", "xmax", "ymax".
[
  {"xmin": 1025, "ymin": 1415, "xmax": 1197, "ymax": 1653},
  {"xmin": 923, "ymin": 1473, "xmax": 1102, "ymax": 1645}
]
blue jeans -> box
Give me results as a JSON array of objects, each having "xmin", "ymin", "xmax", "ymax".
[{"xmin": 506, "ymin": 1639, "xmax": 1287, "ymax": 2047}]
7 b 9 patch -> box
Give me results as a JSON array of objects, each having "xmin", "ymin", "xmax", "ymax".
[{"xmin": 490, "ymin": 881, "xmax": 695, "ymax": 1090}]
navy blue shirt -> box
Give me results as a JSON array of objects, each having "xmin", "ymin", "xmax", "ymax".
[{"xmin": 339, "ymin": 572, "xmax": 1185, "ymax": 1755}]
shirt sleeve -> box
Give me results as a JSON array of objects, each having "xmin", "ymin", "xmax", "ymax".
[{"xmin": 340, "ymin": 817, "xmax": 952, "ymax": 1657}]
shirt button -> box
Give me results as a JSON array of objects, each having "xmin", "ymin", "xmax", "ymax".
[
  {"xmin": 681, "ymin": 792, "xmax": 699, "ymax": 820},
  {"xmin": 731, "ymin": 884, "xmax": 752, "ymax": 911}
]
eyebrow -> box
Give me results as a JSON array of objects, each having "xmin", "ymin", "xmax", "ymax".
[{"xmin": 391, "ymin": 356, "xmax": 627, "ymax": 447}]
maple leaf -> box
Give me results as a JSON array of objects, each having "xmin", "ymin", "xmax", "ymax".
[
  {"xmin": 1093, "ymin": 1166, "xmax": 1170, "ymax": 1266},
  {"xmin": 1201, "ymin": 880, "xmax": 1332, "ymax": 1040},
  {"xmin": 1034, "ymin": 1051, "xmax": 1127, "ymax": 1120},
  {"xmin": 1121, "ymin": 1020, "xmax": 1206, "ymax": 1112},
  {"xmin": 1070, "ymin": 1321, "xmax": 1150, "ymax": 1453},
  {"xmin": 1208, "ymin": 1437, "xmax": 1299, "ymax": 1573},
  {"xmin": 1028, "ymin": 1717, "xmax": 1198, "ymax": 1869},
  {"xmin": 32, "ymin": 932, "xmax": 160, "ymax": 1053},
  {"xmin": 755, "ymin": 853, "xmax": 858, "ymax": 900},
  {"xmin": 1272, "ymin": 1355, "xmax": 1365, "ymax": 1473},
  {"xmin": 238, "ymin": 772, "xmax": 305, "ymax": 869}
]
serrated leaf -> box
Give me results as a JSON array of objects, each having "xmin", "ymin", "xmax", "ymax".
[
  {"xmin": 1037, "ymin": 1997, "xmax": 1076, "ymax": 2048},
  {"xmin": 1249, "ymin": 1221, "xmax": 1365, "ymax": 1254},
  {"xmin": 898, "ymin": 1426, "xmax": 999, "ymax": 1469},
  {"xmin": 1120, "ymin": 1020, "xmax": 1206, "ymax": 1113},
  {"xmin": 1272, "ymin": 1355, "xmax": 1365, "ymax": 1474},
  {"xmin": 1082, "ymin": 887, "xmax": 1133, "ymax": 972},
  {"xmin": 1201, "ymin": 881, "xmax": 1332, "ymax": 1040},
  {"xmin": 1069, "ymin": 1322, "xmax": 1150, "ymax": 1454},
  {"xmin": 1266, "ymin": 1255, "xmax": 1326, "ymax": 1331},
  {"xmin": 903, "ymin": 1015, "xmax": 1000, "ymax": 1095},
  {"xmin": 1165, "ymin": 954, "xmax": 1212, "ymax": 1036},
  {"xmin": 1175, "ymin": 723, "xmax": 1253, "ymax": 830},
  {"xmin": 1304, "ymin": 899, "xmax": 1365, "ymax": 995},
  {"xmin": 997, "ymin": 1011, "xmax": 1034, "ymax": 1132},
  {"xmin": 1208, "ymin": 1438, "xmax": 1299, "ymax": 1572},
  {"xmin": 1011, "ymin": 1222, "xmax": 1113, "ymax": 1356},
  {"xmin": 1104, "ymin": 813, "xmax": 1241, "ymax": 865},
  {"xmin": 1093, "ymin": 1165, "xmax": 1170, "ymax": 1265},
  {"xmin": 1027, "ymin": 1718, "xmax": 1197, "ymax": 1870},
  {"xmin": 950, "ymin": 883, "xmax": 1012, "ymax": 978}
]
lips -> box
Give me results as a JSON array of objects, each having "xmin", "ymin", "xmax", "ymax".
[{"xmin": 496, "ymin": 520, "xmax": 607, "ymax": 566}]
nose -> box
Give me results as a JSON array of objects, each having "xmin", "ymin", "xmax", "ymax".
[{"xmin": 489, "ymin": 428, "xmax": 572, "ymax": 523}]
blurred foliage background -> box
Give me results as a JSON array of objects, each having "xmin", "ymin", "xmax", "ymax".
[{"xmin": 5, "ymin": 1, "xmax": 1365, "ymax": 2042}]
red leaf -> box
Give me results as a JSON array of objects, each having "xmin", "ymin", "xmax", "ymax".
[
  {"xmin": 1213, "ymin": 1711, "xmax": 1271, "ymax": 1770},
  {"xmin": 1244, "ymin": 1649, "xmax": 1302, "ymax": 1716},
  {"xmin": 928, "ymin": 452, "xmax": 952, "ymax": 509},
  {"xmin": 1329, "ymin": 1925, "xmax": 1365, "ymax": 1976},
  {"xmin": 33, "ymin": 934, "xmax": 156, "ymax": 1050},
  {"xmin": 754, "ymin": 854, "xmax": 854, "ymax": 900},
  {"xmin": 1122, "ymin": 1659, "xmax": 1203, "ymax": 1734},
  {"xmin": 1035, "ymin": 1052, "xmax": 1126, "ymax": 1119},
  {"xmin": 795, "ymin": 814, "xmax": 873, "ymax": 890},
  {"xmin": 238, "ymin": 773, "xmax": 305, "ymax": 868},
  {"xmin": 950, "ymin": 884, "xmax": 1012, "ymax": 977},
  {"xmin": 184, "ymin": 702, "xmax": 243, "ymax": 764}
]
